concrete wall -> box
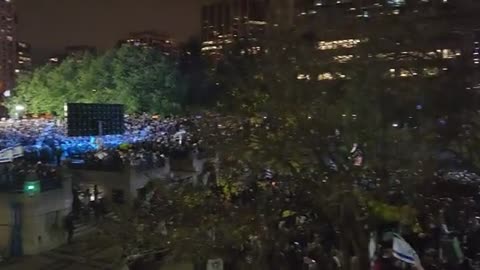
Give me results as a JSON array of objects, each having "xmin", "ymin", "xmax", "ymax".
[
  {"xmin": 70, "ymin": 169, "xmax": 131, "ymax": 203},
  {"xmin": 0, "ymin": 194, "xmax": 13, "ymax": 256},
  {"xmin": 69, "ymin": 160, "xmax": 171, "ymax": 205},
  {"xmin": 129, "ymin": 164, "xmax": 170, "ymax": 200},
  {"xmin": 0, "ymin": 176, "xmax": 73, "ymax": 256},
  {"xmin": 21, "ymin": 177, "xmax": 72, "ymax": 255}
]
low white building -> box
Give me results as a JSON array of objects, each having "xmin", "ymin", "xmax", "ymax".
[{"xmin": 0, "ymin": 176, "xmax": 72, "ymax": 256}]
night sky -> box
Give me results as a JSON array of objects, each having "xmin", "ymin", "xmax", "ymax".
[{"xmin": 15, "ymin": 0, "xmax": 201, "ymax": 64}]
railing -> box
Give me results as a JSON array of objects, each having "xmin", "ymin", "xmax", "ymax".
[{"xmin": 66, "ymin": 158, "xmax": 167, "ymax": 172}]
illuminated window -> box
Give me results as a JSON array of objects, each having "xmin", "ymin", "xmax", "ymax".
[
  {"xmin": 333, "ymin": 55, "xmax": 354, "ymax": 63},
  {"xmin": 317, "ymin": 39, "xmax": 365, "ymax": 50},
  {"xmin": 201, "ymin": 46, "xmax": 219, "ymax": 52},
  {"xmin": 376, "ymin": 53, "xmax": 395, "ymax": 60},
  {"xmin": 423, "ymin": 67, "xmax": 440, "ymax": 77},
  {"xmin": 387, "ymin": 0, "xmax": 405, "ymax": 6},
  {"xmin": 399, "ymin": 69, "xmax": 416, "ymax": 77},
  {"xmin": 317, "ymin": 72, "xmax": 348, "ymax": 80},
  {"xmin": 389, "ymin": 68, "xmax": 396, "ymax": 78},
  {"xmin": 297, "ymin": 74, "xmax": 311, "ymax": 80},
  {"xmin": 318, "ymin": 73, "xmax": 334, "ymax": 80},
  {"xmin": 441, "ymin": 49, "xmax": 458, "ymax": 59}
]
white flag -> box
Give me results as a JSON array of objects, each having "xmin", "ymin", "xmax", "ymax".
[
  {"xmin": 0, "ymin": 148, "xmax": 13, "ymax": 163},
  {"xmin": 12, "ymin": 146, "xmax": 24, "ymax": 158},
  {"xmin": 393, "ymin": 233, "xmax": 422, "ymax": 269},
  {"xmin": 369, "ymin": 232, "xmax": 377, "ymax": 260}
]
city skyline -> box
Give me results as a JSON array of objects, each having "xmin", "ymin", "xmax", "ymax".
[{"xmin": 15, "ymin": 0, "xmax": 200, "ymax": 64}]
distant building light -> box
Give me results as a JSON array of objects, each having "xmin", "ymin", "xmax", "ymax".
[
  {"xmin": 297, "ymin": 74, "xmax": 311, "ymax": 80},
  {"xmin": 318, "ymin": 72, "xmax": 334, "ymax": 80},
  {"xmin": 246, "ymin": 20, "xmax": 267, "ymax": 25},
  {"xmin": 317, "ymin": 39, "xmax": 365, "ymax": 50}
]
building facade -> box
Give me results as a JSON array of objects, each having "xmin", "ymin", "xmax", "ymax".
[
  {"xmin": 291, "ymin": 0, "xmax": 480, "ymax": 82},
  {"xmin": 201, "ymin": 0, "xmax": 268, "ymax": 57},
  {"xmin": 118, "ymin": 31, "xmax": 178, "ymax": 56},
  {"xmin": 48, "ymin": 45, "xmax": 96, "ymax": 65},
  {"xmin": 16, "ymin": 41, "xmax": 32, "ymax": 76},
  {"xmin": 0, "ymin": 0, "xmax": 16, "ymax": 95}
]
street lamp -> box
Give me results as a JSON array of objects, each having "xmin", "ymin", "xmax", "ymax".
[{"xmin": 14, "ymin": 105, "xmax": 25, "ymax": 119}]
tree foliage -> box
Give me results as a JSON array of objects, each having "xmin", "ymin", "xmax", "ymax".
[
  {"xmin": 107, "ymin": 5, "xmax": 479, "ymax": 270},
  {"xmin": 10, "ymin": 45, "xmax": 186, "ymax": 115},
  {"xmin": 159, "ymin": 12, "xmax": 477, "ymax": 269}
]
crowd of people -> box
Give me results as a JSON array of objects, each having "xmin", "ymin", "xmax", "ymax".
[
  {"xmin": 1, "ymin": 115, "xmax": 198, "ymax": 161},
  {"xmin": 4, "ymin": 114, "xmax": 480, "ymax": 270},
  {"xmin": 0, "ymin": 115, "xmax": 201, "ymax": 192}
]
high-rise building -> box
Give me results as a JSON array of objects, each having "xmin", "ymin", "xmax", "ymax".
[
  {"xmin": 48, "ymin": 45, "xmax": 96, "ymax": 65},
  {"xmin": 0, "ymin": 0, "xmax": 16, "ymax": 95},
  {"xmin": 16, "ymin": 41, "xmax": 32, "ymax": 75},
  {"xmin": 290, "ymin": 0, "xmax": 480, "ymax": 82},
  {"xmin": 118, "ymin": 31, "xmax": 178, "ymax": 56},
  {"xmin": 201, "ymin": 0, "xmax": 268, "ymax": 57},
  {"xmin": 65, "ymin": 45, "xmax": 96, "ymax": 57},
  {"xmin": 473, "ymin": 30, "xmax": 480, "ymax": 67}
]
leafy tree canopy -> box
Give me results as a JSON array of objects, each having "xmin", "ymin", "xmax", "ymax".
[{"xmin": 10, "ymin": 45, "xmax": 186, "ymax": 115}]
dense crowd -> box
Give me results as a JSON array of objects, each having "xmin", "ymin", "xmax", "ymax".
[
  {"xmin": 4, "ymin": 115, "xmax": 480, "ymax": 270},
  {"xmin": 0, "ymin": 115, "xmax": 198, "ymax": 164},
  {"xmin": 0, "ymin": 115, "xmax": 200, "ymax": 191}
]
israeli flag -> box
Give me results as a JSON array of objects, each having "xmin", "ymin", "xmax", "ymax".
[
  {"xmin": 392, "ymin": 233, "xmax": 421, "ymax": 266},
  {"xmin": 174, "ymin": 130, "xmax": 186, "ymax": 145}
]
